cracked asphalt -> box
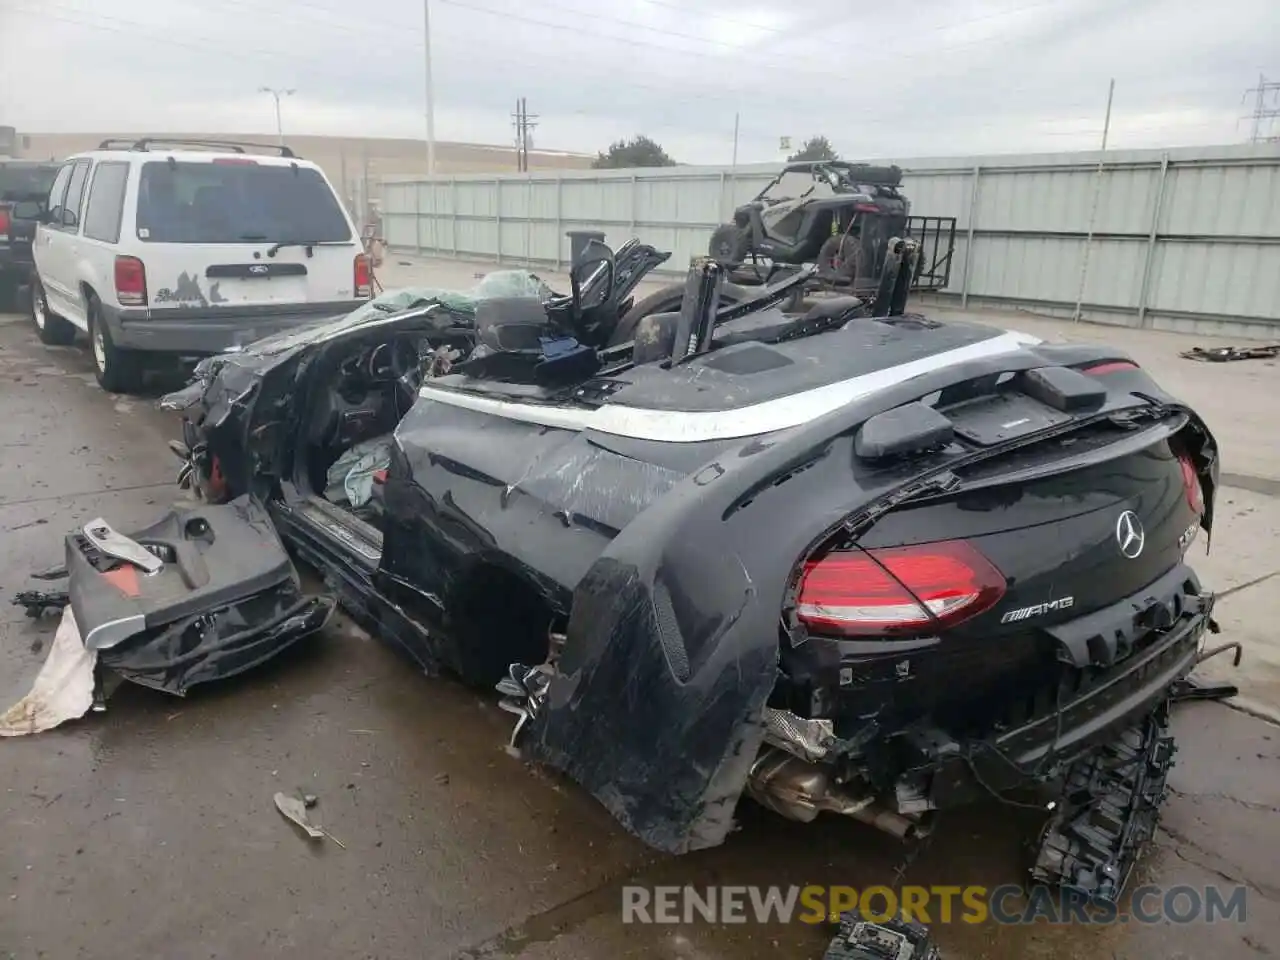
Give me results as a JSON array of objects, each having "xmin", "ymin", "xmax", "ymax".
[{"xmin": 1, "ymin": 298, "xmax": 1277, "ymax": 960}]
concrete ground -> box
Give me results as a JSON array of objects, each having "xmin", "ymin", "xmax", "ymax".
[{"xmin": 1, "ymin": 274, "xmax": 1278, "ymax": 960}]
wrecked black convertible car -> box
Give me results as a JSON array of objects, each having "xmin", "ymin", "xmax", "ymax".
[{"xmin": 36, "ymin": 234, "xmax": 1230, "ymax": 895}]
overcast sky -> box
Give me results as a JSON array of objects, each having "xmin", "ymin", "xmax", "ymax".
[{"xmin": 2, "ymin": 0, "xmax": 1278, "ymax": 164}]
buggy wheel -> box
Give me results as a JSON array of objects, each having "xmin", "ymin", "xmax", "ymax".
[
  {"xmin": 708, "ymin": 223, "xmax": 750, "ymax": 268},
  {"xmin": 817, "ymin": 235, "xmax": 861, "ymax": 285}
]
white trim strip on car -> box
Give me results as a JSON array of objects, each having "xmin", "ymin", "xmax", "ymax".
[{"xmin": 415, "ymin": 330, "xmax": 1042, "ymax": 443}]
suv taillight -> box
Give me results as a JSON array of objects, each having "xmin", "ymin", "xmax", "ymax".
[
  {"xmin": 353, "ymin": 253, "xmax": 372, "ymax": 299},
  {"xmin": 796, "ymin": 540, "xmax": 1006, "ymax": 637},
  {"xmin": 1177, "ymin": 453, "xmax": 1204, "ymax": 516},
  {"xmin": 114, "ymin": 256, "xmax": 147, "ymax": 304},
  {"xmin": 114, "ymin": 256, "xmax": 147, "ymax": 306},
  {"xmin": 0, "ymin": 206, "xmax": 10, "ymax": 240}
]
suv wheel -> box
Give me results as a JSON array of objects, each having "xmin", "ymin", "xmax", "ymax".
[
  {"xmin": 30, "ymin": 276, "xmax": 77, "ymax": 346},
  {"xmin": 87, "ymin": 295, "xmax": 144, "ymax": 393}
]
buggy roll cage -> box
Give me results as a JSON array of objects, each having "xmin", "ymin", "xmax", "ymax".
[{"xmin": 753, "ymin": 160, "xmax": 903, "ymax": 201}]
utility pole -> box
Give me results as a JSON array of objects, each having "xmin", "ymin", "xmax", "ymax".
[
  {"xmin": 511, "ymin": 97, "xmax": 539, "ymax": 172},
  {"xmin": 1243, "ymin": 74, "xmax": 1280, "ymax": 143},
  {"xmin": 423, "ymin": 0, "xmax": 437, "ymax": 174},
  {"xmin": 1072, "ymin": 77, "xmax": 1115, "ymax": 324},
  {"xmin": 723, "ymin": 111, "xmax": 740, "ymax": 221},
  {"xmin": 258, "ymin": 87, "xmax": 295, "ymax": 145}
]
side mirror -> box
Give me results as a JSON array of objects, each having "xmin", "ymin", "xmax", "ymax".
[
  {"xmin": 11, "ymin": 201, "xmax": 43, "ymax": 221},
  {"xmin": 60, "ymin": 208, "xmax": 79, "ymax": 228}
]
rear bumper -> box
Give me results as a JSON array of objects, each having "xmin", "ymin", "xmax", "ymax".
[
  {"xmin": 104, "ymin": 299, "xmax": 361, "ymax": 354},
  {"xmin": 920, "ymin": 602, "xmax": 1210, "ymax": 808}
]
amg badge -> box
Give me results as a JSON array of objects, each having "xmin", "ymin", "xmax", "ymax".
[{"xmin": 1000, "ymin": 596, "xmax": 1075, "ymax": 624}]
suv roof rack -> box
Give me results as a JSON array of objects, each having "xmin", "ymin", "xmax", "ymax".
[{"xmin": 96, "ymin": 137, "xmax": 298, "ymax": 159}]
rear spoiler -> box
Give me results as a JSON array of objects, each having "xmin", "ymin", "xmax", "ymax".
[{"xmin": 854, "ymin": 364, "xmax": 1109, "ymax": 462}]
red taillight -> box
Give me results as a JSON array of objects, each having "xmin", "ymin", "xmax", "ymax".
[
  {"xmin": 212, "ymin": 157, "xmax": 258, "ymax": 165},
  {"xmin": 1177, "ymin": 453, "xmax": 1204, "ymax": 516},
  {"xmin": 0, "ymin": 206, "xmax": 10, "ymax": 239},
  {"xmin": 796, "ymin": 540, "xmax": 1006, "ymax": 637},
  {"xmin": 353, "ymin": 253, "xmax": 372, "ymax": 299},
  {"xmin": 853, "ymin": 203, "xmax": 880, "ymax": 214},
  {"xmin": 114, "ymin": 256, "xmax": 147, "ymax": 306},
  {"xmin": 1083, "ymin": 360, "xmax": 1139, "ymax": 376}
]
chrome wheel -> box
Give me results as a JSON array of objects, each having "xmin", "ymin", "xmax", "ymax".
[{"xmin": 33, "ymin": 289, "xmax": 46, "ymax": 330}]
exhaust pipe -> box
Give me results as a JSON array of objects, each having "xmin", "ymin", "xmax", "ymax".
[{"xmin": 746, "ymin": 748, "xmax": 928, "ymax": 841}]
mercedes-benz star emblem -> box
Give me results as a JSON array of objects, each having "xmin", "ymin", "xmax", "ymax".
[{"xmin": 1116, "ymin": 510, "xmax": 1145, "ymax": 559}]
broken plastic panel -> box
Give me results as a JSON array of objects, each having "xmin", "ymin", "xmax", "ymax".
[{"xmin": 65, "ymin": 496, "xmax": 334, "ymax": 696}]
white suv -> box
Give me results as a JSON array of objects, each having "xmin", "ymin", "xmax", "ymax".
[{"xmin": 30, "ymin": 138, "xmax": 371, "ymax": 392}]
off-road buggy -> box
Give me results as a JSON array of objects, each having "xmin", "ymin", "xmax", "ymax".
[{"xmin": 709, "ymin": 160, "xmax": 910, "ymax": 297}]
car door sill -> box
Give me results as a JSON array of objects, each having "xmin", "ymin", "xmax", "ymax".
[{"xmin": 281, "ymin": 495, "xmax": 383, "ymax": 567}]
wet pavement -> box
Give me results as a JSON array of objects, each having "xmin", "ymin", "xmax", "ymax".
[{"xmin": 1, "ymin": 307, "xmax": 1277, "ymax": 960}]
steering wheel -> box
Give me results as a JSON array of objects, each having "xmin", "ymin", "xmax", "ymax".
[{"xmin": 368, "ymin": 339, "xmax": 422, "ymax": 415}]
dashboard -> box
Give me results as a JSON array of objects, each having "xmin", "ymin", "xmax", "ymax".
[{"xmin": 309, "ymin": 336, "xmax": 428, "ymax": 449}]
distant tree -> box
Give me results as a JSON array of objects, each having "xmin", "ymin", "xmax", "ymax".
[
  {"xmin": 592, "ymin": 135, "xmax": 677, "ymax": 169},
  {"xmin": 787, "ymin": 135, "xmax": 840, "ymax": 163}
]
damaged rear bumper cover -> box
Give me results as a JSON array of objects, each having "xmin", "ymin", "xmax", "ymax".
[
  {"xmin": 917, "ymin": 598, "xmax": 1210, "ymax": 810},
  {"xmin": 99, "ymin": 584, "xmax": 333, "ymax": 696}
]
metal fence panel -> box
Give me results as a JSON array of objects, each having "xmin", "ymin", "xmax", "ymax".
[{"xmin": 379, "ymin": 144, "xmax": 1280, "ymax": 336}]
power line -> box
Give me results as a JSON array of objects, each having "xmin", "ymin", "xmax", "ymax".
[
  {"xmin": 14, "ymin": 0, "xmax": 1245, "ymax": 135},
  {"xmin": 429, "ymin": 0, "xmax": 1089, "ymax": 94},
  {"xmin": 5, "ymin": 1, "xmax": 1124, "ymax": 138},
  {"xmin": 7, "ymin": 0, "xmax": 1256, "ymax": 158}
]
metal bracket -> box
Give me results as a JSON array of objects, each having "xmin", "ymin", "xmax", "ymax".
[
  {"xmin": 12, "ymin": 589, "xmax": 70, "ymax": 618},
  {"xmin": 82, "ymin": 519, "xmax": 164, "ymax": 574}
]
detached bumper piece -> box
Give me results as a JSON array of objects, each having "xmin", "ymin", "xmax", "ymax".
[
  {"xmin": 1030, "ymin": 704, "xmax": 1175, "ymax": 903},
  {"xmin": 64, "ymin": 496, "xmax": 335, "ymax": 697},
  {"xmin": 99, "ymin": 584, "xmax": 333, "ymax": 696},
  {"xmin": 823, "ymin": 909, "xmax": 940, "ymax": 960}
]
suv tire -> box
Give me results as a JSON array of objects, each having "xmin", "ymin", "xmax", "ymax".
[
  {"xmin": 30, "ymin": 276, "xmax": 77, "ymax": 346},
  {"xmin": 87, "ymin": 294, "xmax": 144, "ymax": 393}
]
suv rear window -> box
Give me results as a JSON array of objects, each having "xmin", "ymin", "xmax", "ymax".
[
  {"xmin": 0, "ymin": 162, "xmax": 60, "ymax": 202},
  {"xmin": 135, "ymin": 160, "xmax": 351, "ymax": 244}
]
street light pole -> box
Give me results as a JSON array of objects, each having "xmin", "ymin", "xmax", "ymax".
[
  {"xmin": 423, "ymin": 0, "xmax": 437, "ymax": 175},
  {"xmin": 258, "ymin": 87, "xmax": 296, "ymax": 146},
  {"xmin": 1072, "ymin": 77, "xmax": 1115, "ymax": 324}
]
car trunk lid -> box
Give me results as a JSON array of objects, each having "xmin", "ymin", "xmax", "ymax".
[
  {"xmin": 791, "ymin": 372, "xmax": 1210, "ymax": 726},
  {"xmin": 854, "ymin": 423, "xmax": 1204, "ymax": 635}
]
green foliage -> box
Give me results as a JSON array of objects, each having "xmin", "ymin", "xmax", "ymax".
[
  {"xmin": 592, "ymin": 135, "xmax": 678, "ymax": 169},
  {"xmin": 787, "ymin": 135, "xmax": 839, "ymax": 162}
]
